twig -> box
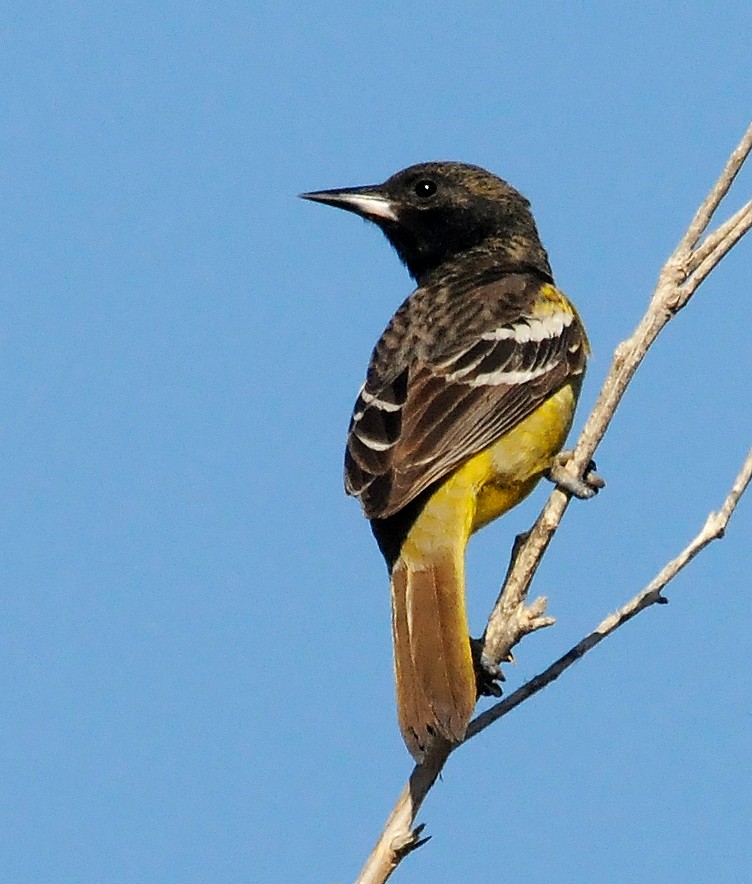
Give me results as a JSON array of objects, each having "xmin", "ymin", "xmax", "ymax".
[
  {"xmin": 355, "ymin": 744, "xmax": 450, "ymax": 884},
  {"xmin": 353, "ymin": 124, "xmax": 752, "ymax": 884},
  {"xmin": 687, "ymin": 199, "xmax": 752, "ymax": 275},
  {"xmin": 678, "ymin": 123, "xmax": 752, "ymax": 255}
]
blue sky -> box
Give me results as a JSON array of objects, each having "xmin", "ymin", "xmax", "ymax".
[{"xmin": 1, "ymin": 3, "xmax": 750, "ymax": 882}]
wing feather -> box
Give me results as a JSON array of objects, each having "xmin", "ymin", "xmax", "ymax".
[{"xmin": 345, "ymin": 274, "xmax": 587, "ymax": 519}]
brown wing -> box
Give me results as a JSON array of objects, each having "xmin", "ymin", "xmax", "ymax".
[{"xmin": 344, "ymin": 273, "xmax": 587, "ymax": 519}]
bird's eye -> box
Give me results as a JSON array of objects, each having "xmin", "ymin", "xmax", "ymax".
[{"xmin": 413, "ymin": 179, "xmax": 437, "ymax": 198}]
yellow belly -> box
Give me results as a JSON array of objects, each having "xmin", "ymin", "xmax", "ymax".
[{"xmin": 400, "ymin": 381, "xmax": 578, "ymax": 566}]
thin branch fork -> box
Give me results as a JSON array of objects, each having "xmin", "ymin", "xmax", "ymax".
[
  {"xmin": 354, "ymin": 123, "xmax": 752, "ymax": 884},
  {"xmin": 469, "ymin": 441, "xmax": 752, "ymax": 740}
]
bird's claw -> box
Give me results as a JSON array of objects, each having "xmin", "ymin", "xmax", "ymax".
[
  {"xmin": 470, "ymin": 638, "xmax": 505, "ymax": 698},
  {"xmin": 548, "ymin": 452, "xmax": 605, "ymax": 499}
]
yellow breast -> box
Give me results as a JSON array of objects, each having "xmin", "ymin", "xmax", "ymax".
[{"xmin": 473, "ymin": 380, "xmax": 578, "ymax": 530}]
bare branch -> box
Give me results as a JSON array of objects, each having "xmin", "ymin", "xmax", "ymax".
[
  {"xmin": 356, "ymin": 743, "xmax": 450, "ymax": 884},
  {"xmin": 673, "ymin": 121, "xmax": 752, "ymax": 256},
  {"xmin": 687, "ymin": 198, "xmax": 752, "ymax": 274},
  {"xmin": 687, "ymin": 200, "xmax": 752, "ymax": 294}
]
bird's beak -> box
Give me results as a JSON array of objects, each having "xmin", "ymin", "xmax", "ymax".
[{"xmin": 299, "ymin": 185, "xmax": 399, "ymax": 223}]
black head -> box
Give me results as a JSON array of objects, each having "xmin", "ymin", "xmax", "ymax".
[{"xmin": 301, "ymin": 162, "xmax": 551, "ymax": 284}]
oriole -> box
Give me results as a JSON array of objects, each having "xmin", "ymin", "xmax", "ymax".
[{"xmin": 302, "ymin": 162, "xmax": 589, "ymax": 762}]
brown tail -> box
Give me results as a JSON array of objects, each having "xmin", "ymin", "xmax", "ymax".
[{"xmin": 390, "ymin": 553, "xmax": 476, "ymax": 762}]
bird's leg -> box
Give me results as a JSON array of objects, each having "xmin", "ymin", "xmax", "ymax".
[{"xmin": 547, "ymin": 451, "xmax": 605, "ymax": 499}]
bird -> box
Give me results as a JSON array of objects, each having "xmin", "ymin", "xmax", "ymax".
[{"xmin": 301, "ymin": 162, "xmax": 592, "ymax": 762}]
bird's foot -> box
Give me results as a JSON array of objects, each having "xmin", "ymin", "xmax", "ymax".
[
  {"xmin": 547, "ymin": 452, "xmax": 605, "ymax": 499},
  {"xmin": 470, "ymin": 637, "xmax": 505, "ymax": 698}
]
